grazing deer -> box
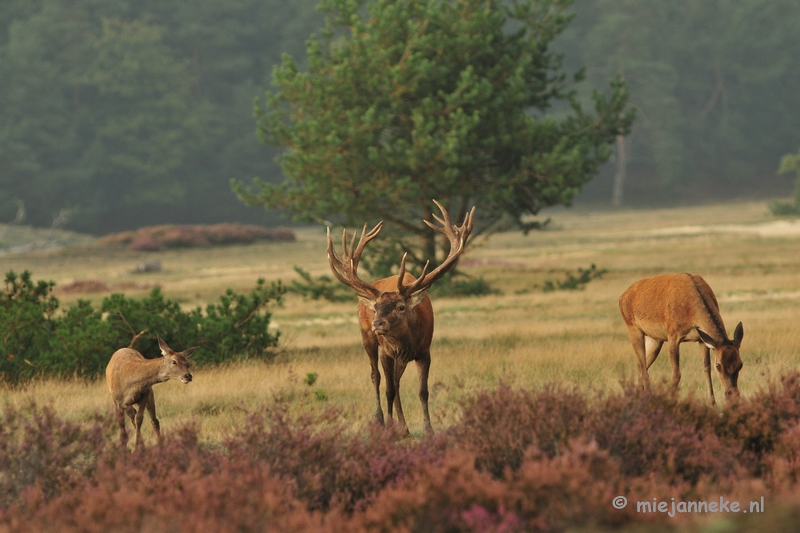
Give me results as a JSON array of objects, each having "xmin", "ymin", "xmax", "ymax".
[
  {"xmin": 105, "ymin": 336, "xmax": 197, "ymax": 448},
  {"xmin": 619, "ymin": 273, "xmax": 744, "ymax": 405},
  {"xmin": 328, "ymin": 200, "xmax": 475, "ymax": 435}
]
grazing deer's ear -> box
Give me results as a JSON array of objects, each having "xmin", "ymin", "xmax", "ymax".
[
  {"xmin": 733, "ymin": 322, "xmax": 744, "ymax": 347},
  {"xmin": 407, "ymin": 288, "xmax": 429, "ymax": 309},
  {"xmin": 695, "ymin": 326, "xmax": 717, "ymax": 349},
  {"xmin": 358, "ymin": 296, "xmax": 376, "ymax": 311},
  {"xmin": 183, "ymin": 347, "xmax": 198, "ymax": 358}
]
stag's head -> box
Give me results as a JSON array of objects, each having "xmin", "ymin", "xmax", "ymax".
[
  {"xmin": 696, "ymin": 322, "xmax": 744, "ymax": 401},
  {"xmin": 157, "ymin": 336, "xmax": 197, "ymax": 384},
  {"xmin": 327, "ymin": 200, "xmax": 475, "ymax": 338}
]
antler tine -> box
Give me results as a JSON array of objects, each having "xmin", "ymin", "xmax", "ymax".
[
  {"xmin": 400, "ymin": 200, "xmax": 476, "ymax": 297},
  {"xmin": 396, "ymin": 253, "xmax": 430, "ymax": 293},
  {"xmin": 326, "ymin": 223, "xmax": 383, "ymax": 300}
]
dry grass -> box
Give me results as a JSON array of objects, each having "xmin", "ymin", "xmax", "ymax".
[{"xmin": 2, "ymin": 199, "xmax": 800, "ymax": 442}]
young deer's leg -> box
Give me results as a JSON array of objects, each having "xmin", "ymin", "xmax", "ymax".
[
  {"xmin": 133, "ymin": 401, "xmax": 146, "ymax": 449},
  {"xmin": 645, "ymin": 337, "xmax": 664, "ymax": 370},
  {"xmin": 144, "ymin": 389, "xmax": 162, "ymax": 444},
  {"xmin": 391, "ymin": 358, "xmax": 409, "ymax": 436},
  {"xmin": 415, "ymin": 353, "xmax": 433, "ymax": 435},
  {"xmin": 667, "ymin": 338, "xmax": 682, "ymax": 393},
  {"xmin": 114, "ymin": 404, "xmax": 129, "ymax": 446},
  {"xmin": 363, "ymin": 333, "xmax": 384, "ymax": 426},
  {"xmin": 702, "ymin": 344, "xmax": 716, "ymax": 406},
  {"xmin": 626, "ymin": 326, "xmax": 650, "ymax": 390}
]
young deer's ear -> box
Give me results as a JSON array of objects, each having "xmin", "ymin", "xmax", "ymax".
[
  {"xmin": 732, "ymin": 322, "xmax": 744, "ymax": 347},
  {"xmin": 695, "ymin": 326, "xmax": 717, "ymax": 350},
  {"xmin": 157, "ymin": 336, "xmax": 173, "ymax": 356},
  {"xmin": 182, "ymin": 347, "xmax": 199, "ymax": 358}
]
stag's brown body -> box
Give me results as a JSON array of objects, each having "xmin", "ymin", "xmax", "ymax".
[
  {"xmin": 106, "ymin": 337, "xmax": 196, "ymax": 448},
  {"xmin": 328, "ymin": 200, "xmax": 474, "ymax": 435},
  {"xmin": 619, "ymin": 273, "xmax": 743, "ymax": 405}
]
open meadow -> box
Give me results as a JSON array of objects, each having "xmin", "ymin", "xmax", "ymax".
[
  {"xmin": 5, "ymin": 199, "xmax": 800, "ymax": 532},
  {"xmin": 2, "ymin": 199, "xmax": 800, "ymax": 440}
]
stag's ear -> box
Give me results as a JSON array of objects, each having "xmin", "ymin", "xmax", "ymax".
[
  {"xmin": 182, "ymin": 347, "xmax": 199, "ymax": 358},
  {"xmin": 157, "ymin": 336, "xmax": 173, "ymax": 356},
  {"xmin": 407, "ymin": 289, "xmax": 429, "ymax": 309},
  {"xmin": 358, "ymin": 296, "xmax": 376, "ymax": 311},
  {"xmin": 732, "ymin": 322, "xmax": 744, "ymax": 347},
  {"xmin": 695, "ymin": 326, "xmax": 717, "ymax": 350}
]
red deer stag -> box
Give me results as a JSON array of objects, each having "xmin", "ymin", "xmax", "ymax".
[
  {"xmin": 327, "ymin": 200, "xmax": 475, "ymax": 435},
  {"xmin": 619, "ymin": 273, "xmax": 744, "ymax": 405},
  {"xmin": 106, "ymin": 336, "xmax": 197, "ymax": 448}
]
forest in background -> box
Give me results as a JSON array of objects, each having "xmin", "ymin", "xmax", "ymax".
[{"xmin": 1, "ymin": 0, "xmax": 799, "ymax": 234}]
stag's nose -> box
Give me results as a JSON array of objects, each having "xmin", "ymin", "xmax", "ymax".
[{"xmin": 372, "ymin": 319, "xmax": 387, "ymax": 332}]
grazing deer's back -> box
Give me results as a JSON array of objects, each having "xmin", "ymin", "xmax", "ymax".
[
  {"xmin": 619, "ymin": 273, "xmax": 726, "ymax": 341},
  {"xmin": 106, "ymin": 348, "xmax": 147, "ymax": 393}
]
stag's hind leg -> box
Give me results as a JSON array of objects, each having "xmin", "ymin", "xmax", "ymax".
[
  {"xmin": 645, "ymin": 336, "xmax": 664, "ymax": 370},
  {"xmin": 415, "ymin": 352, "xmax": 433, "ymax": 435},
  {"xmin": 667, "ymin": 338, "xmax": 682, "ymax": 393}
]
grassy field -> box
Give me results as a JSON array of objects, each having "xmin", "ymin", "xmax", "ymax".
[{"xmin": 2, "ymin": 199, "xmax": 800, "ymax": 442}]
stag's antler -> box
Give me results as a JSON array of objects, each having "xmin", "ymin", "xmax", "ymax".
[
  {"xmin": 397, "ymin": 200, "xmax": 476, "ymax": 297},
  {"xmin": 327, "ymin": 222, "xmax": 383, "ymax": 300}
]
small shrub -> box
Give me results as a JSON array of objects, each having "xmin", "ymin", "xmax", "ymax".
[
  {"xmin": 431, "ymin": 275, "xmax": 500, "ymax": 298},
  {"xmin": 98, "ymin": 223, "xmax": 296, "ymax": 251},
  {"xmin": 540, "ymin": 264, "xmax": 607, "ymax": 292},
  {"xmin": 304, "ymin": 372, "xmax": 318, "ymax": 387}
]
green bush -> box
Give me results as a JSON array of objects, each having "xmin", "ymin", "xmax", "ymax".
[{"xmin": 0, "ymin": 271, "xmax": 284, "ymax": 382}]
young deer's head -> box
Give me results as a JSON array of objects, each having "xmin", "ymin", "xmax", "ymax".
[
  {"xmin": 157, "ymin": 336, "xmax": 197, "ymax": 384},
  {"xmin": 696, "ymin": 322, "xmax": 744, "ymax": 400}
]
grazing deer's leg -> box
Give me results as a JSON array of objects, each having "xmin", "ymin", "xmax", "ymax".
[
  {"xmin": 667, "ymin": 338, "xmax": 682, "ymax": 392},
  {"xmin": 626, "ymin": 325, "xmax": 650, "ymax": 390},
  {"xmin": 363, "ymin": 334, "xmax": 384, "ymax": 426},
  {"xmin": 381, "ymin": 353, "xmax": 396, "ymax": 421},
  {"xmin": 416, "ymin": 353, "xmax": 433, "ymax": 435},
  {"xmin": 114, "ymin": 404, "xmax": 129, "ymax": 446},
  {"xmin": 144, "ymin": 389, "xmax": 163, "ymax": 444},
  {"xmin": 702, "ymin": 344, "xmax": 716, "ymax": 406},
  {"xmin": 392, "ymin": 358, "xmax": 409, "ymax": 436},
  {"xmin": 645, "ymin": 337, "xmax": 664, "ymax": 370}
]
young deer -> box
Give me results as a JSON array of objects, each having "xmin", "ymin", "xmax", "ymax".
[
  {"xmin": 619, "ymin": 273, "xmax": 744, "ymax": 405},
  {"xmin": 327, "ymin": 200, "xmax": 475, "ymax": 435},
  {"xmin": 105, "ymin": 336, "xmax": 197, "ymax": 448}
]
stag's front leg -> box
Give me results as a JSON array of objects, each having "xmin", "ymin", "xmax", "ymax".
[
  {"xmin": 364, "ymin": 336, "xmax": 384, "ymax": 426},
  {"xmin": 391, "ymin": 358, "xmax": 409, "ymax": 436},
  {"xmin": 416, "ymin": 353, "xmax": 433, "ymax": 435}
]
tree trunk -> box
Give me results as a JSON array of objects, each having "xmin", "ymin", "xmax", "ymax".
[{"xmin": 612, "ymin": 134, "xmax": 627, "ymax": 208}]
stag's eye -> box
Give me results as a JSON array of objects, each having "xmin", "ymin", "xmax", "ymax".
[{"xmin": 397, "ymin": 305, "xmax": 405, "ymax": 312}]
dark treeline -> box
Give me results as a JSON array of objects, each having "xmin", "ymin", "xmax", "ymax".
[
  {"xmin": 1, "ymin": 0, "xmax": 799, "ymax": 234},
  {"xmin": 0, "ymin": 0, "xmax": 322, "ymax": 233}
]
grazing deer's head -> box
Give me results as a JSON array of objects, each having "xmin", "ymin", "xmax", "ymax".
[
  {"xmin": 157, "ymin": 336, "xmax": 197, "ymax": 384},
  {"xmin": 696, "ymin": 322, "xmax": 744, "ymax": 400},
  {"xmin": 327, "ymin": 200, "xmax": 475, "ymax": 341}
]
